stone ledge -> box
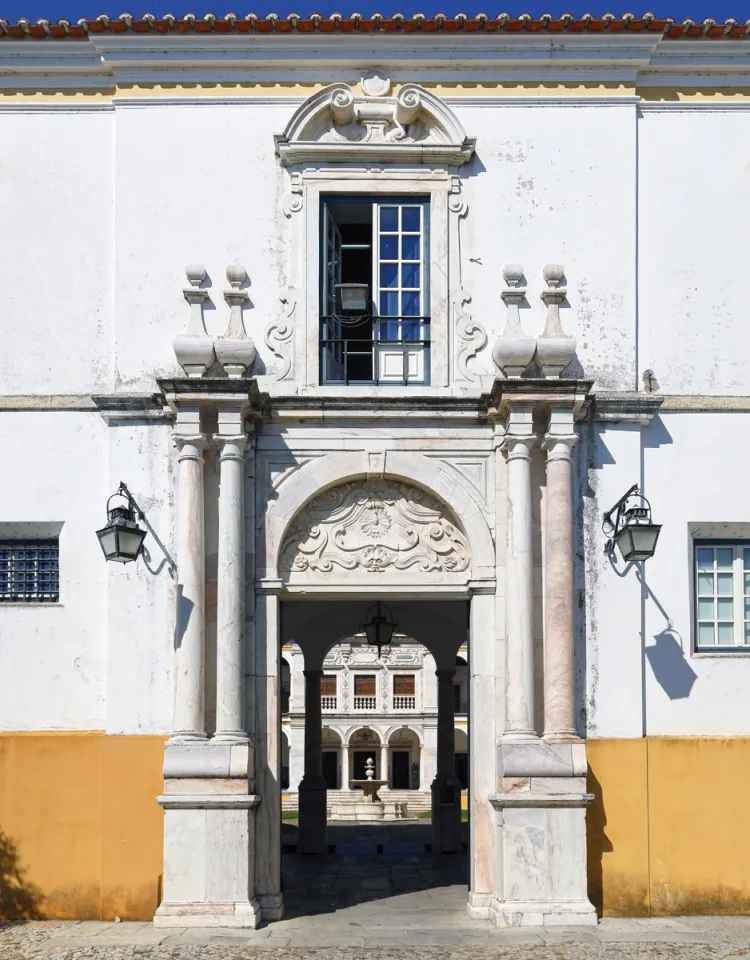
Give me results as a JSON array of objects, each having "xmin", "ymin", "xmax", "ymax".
[
  {"xmin": 489, "ymin": 792, "xmax": 594, "ymax": 807},
  {"xmin": 156, "ymin": 794, "xmax": 261, "ymax": 809}
]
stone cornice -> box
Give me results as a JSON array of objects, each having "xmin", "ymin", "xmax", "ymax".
[
  {"xmin": 2, "ymin": 32, "xmax": 750, "ymax": 91},
  {"xmin": 591, "ymin": 391, "xmax": 664, "ymax": 425},
  {"xmin": 156, "ymin": 377, "xmax": 268, "ymax": 419}
]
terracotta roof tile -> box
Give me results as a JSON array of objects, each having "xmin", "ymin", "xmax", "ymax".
[{"xmin": 1, "ymin": 12, "xmax": 749, "ymax": 38}]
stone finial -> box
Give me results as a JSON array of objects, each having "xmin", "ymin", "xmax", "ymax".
[
  {"xmin": 492, "ymin": 263, "xmax": 536, "ymax": 378},
  {"xmin": 214, "ymin": 263, "xmax": 256, "ymax": 378},
  {"xmin": 535, "ymin": 263, "xmax": 576, "ymax": 379},
  {"xmin": 365, "ymin": 757, "xmax": 375, "ymax": 781},
  {"xmin": 173, "ymin": 263, "xmax": 215, "ymax": 378}
]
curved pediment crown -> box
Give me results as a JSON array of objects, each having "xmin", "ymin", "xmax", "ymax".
[
  {"xmin": 279, "ymin": 479, "xmax": 472, "ymax": 585},
  {"xmin": 275, "ymin": 73, "xmax": 476, "ymax": 167}
]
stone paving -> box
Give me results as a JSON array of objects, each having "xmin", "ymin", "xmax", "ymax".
[{"xmin": 3, "ymin": 836, "xmax": 750, "ymax": 960}]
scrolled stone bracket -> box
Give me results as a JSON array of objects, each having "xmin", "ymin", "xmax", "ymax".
[{"xmin": 264, "ymin": 294, "xmax": 296, "ymax": 381}]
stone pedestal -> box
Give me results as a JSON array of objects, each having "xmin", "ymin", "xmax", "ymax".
[
  {"xmin": 489, "ymin": 741, "xmax": 596, "ymax": 927},
  {"xmin": 154, "ymin": 741, "xmax": 261, "ymax": 928}
]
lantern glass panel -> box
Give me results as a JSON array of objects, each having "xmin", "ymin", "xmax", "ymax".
[
  {"xmin": 118, "ymin": 527, "xmax": 146, "ymax": 560},
  {"xmin": 96, "ymin": 527, "xmax": 119, "ymax": 560}
]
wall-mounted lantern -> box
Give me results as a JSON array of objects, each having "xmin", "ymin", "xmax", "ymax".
[
  {"xmin": 602, "ymin": 484, "xmax": 661, "ymax": 563},
  {"xmin": 335, "ymin": 282, "xmax": 370, "ymax": 316},
  {"xmin": 96, "ymin": 482, "xmax": 147, "ymax": 564},
  {"xmin": 360, "ymin": 601, "xmax": 397, "ymax": 658}
]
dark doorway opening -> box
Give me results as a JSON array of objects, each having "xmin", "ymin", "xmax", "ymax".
[
  {"xmin": 392, "ymin": 750, "xmax": 410, "ymax": 789},
  {"xmin": 322, "ymin": 751, "xmax": 338, "ymax": 789}
]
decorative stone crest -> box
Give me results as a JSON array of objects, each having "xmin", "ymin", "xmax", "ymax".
[
  {"xmin": 173, "ymin": 263, "xmax": 215, "ymax": 378},
  {"xmin": 493, "ymin": 263, "xmax": 536, "ymax": 378},
  {"xmin": 215, "ymin": 263, "xmax": 256, "ymax": 378},
  {"xmin": 275, "ymin": 80, "xmax": 476, "ymax": 167},
  {"xmin": 535, "ymin": 264, "xmax": 577, "ymax": 378},
  {"xmin": 279, "ymin": 480, "xmax": 471, "ymax": 582}
]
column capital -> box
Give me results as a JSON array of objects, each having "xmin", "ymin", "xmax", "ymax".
[
  {"xmin": 501, "ymin": 434, "xmax": 535, "ymax": 461},
  {"xmin": 541, "ymin": 433, "xmax": 578, "ymax": 461},
  {"xmin": 213, "ymin": 433, "xmax": 248, "ymax": 461},
  {"xmin": 303, "ymin": 668, "xmax": 324, "ymax": 679},
  {"xmin": 173, "ymin": 433, "xmax": 207, "ymax": 462}
]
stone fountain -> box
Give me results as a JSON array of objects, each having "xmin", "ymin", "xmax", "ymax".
[{"xmin": 328, "ymin": 758, "xmax": 410, "ymax": 822}]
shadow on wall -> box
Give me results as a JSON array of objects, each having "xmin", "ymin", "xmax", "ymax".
[
  {"xmin": 0, "ymin": 829, "xmax": 42, "ymax": 921},
  {"xmin": 644, "ymin": 629, "xmax": 698, "ymax": 701},
  {"xmin": 585, "ymin": 768, "xmax": 612, "ymax": 917}
]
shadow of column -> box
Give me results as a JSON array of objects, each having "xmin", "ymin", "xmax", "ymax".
[{"xmin": 586, "ymin": 768, "xmax": 612, "ymax": 917}]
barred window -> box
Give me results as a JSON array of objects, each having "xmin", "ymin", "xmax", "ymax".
[{"xmin": 0, "ymin": 540, "xmax": 59, "ymax": 603}]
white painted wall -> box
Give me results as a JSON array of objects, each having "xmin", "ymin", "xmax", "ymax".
[
  {"xmin": 0, "ymin": 112, "xmax": 113, "ymax": 396},
  {"xmin": 638, "ymin": 109, "xmax": 750, "ymax": 396},
  {"xmin": 0, "ymin": 412, "xmax": 107, "ymax": 730},
  {"xmin": 456, "ymin": 102, "xmax": 637, "ymax": 391},
  {"xmin": 585, "ymin": 412, "xmax": 750, "ymax": 739}
]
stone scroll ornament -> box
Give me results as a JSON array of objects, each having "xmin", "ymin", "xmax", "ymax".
[{"xmin": 279, "ymin": 481, "xmax": 471, "ymax": 576}]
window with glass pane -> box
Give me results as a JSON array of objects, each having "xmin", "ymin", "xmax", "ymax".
[
  {"xmin": 320, "ymin": 196, "xmax": 430, "ymax": 386},
  {"xmin": 0, "ymin": 539, "xmax": 59, "ymax": 603},
  {"xmin": 694, "ymin": 542, "xmax": 750, "ymax": 649}
]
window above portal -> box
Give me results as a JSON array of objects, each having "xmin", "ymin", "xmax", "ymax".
[{"xmin": 320, "ymin": 195, "xmax": 430, "ymax": 386}]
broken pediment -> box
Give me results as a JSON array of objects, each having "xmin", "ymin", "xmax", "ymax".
[{"xmin": 275, "ymin": 74, "xmax": 476, "ymax": 167}]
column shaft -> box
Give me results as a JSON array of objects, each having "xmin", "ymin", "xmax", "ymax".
[
  {"xmin": 341, "ymin": 744, "xmax": 349, "ymax": 791},
  {"xmin": 503, "ymin": 431, "xmax": 537, "ymax": 739},
  {"xmin": 173, "ymin": 434, "xmax": 207, "ymax": 739},
  {"xmin": 303, "ymin": 670, "xmax": 324, "ymax": 779},
  {"xmin": 543, "ymin": 433, "xmax": 578, "ymax": 740},
  {"xmin": 215, "ymin": 434, "xmax": 248, "ymax": 740},
  {"xmin": 380, "ymin": 742, "xmax": 389, "ymax": 786},
  {"xmin": 435, "ymin": 667, "xmax": 456, "ymax": 780}
]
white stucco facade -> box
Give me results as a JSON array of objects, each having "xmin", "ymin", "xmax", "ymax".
[{"xmin": 3, "ymin": 16, "xmax": 750, "ymax": 927}]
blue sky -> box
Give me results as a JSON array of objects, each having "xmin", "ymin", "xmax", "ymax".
[{"xmin": 1, "ymin": 2, "xmax": 745, "ymax": 26}]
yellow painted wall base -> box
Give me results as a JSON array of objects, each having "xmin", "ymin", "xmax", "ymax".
[
  {"xmin": 0, "ymin": 733, "xmax": 166, "ymax": 921},
  {"xmin": 2, "ymin": 733, "xmax": 750, "ymax": 920},
  {"xmin": 587, "ymin": 738, "xmax": 750, "ymax": 917}
]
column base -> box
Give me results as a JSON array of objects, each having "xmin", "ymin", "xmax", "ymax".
[
  {"xmin": 297, "ymin": 776, "xmax": 327, "ymax": 854},
  {"xmin": 467, "ymin": 891, "xmax": 493, "ymax": 920},
  {"xmin": 489, "ymin": 898, "xmax": 597, "ymax": 928},
  {"xmin": 154, "ymin": 899, "xmax": 261, "ymax": 928},
  {"xmin": 430, "ymin": 777, "xmax": 462, "ymax": 854},
  {"xmin": 259, "ymin": 893, "xmax": 284, "ymax": 922}
]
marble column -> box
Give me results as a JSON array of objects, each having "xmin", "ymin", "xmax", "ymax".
[
  {"xmin": 502, "ymin": 404, "xmax": 537, "ymax": 740},
  {"xmin": 298, "ymin": 668, "xmax": 327, "ymax": 854},
  {"xmin": 431, "ymin": 665, "xmax": 460, "ymax": 853},
  {"xmin": 380, "ymin": 742, "xmax": 389, "ymax": 786},
  {"xmin": 341, "ymin": 743, "xmax": 350, "ymax": 791},
  {"xmin": 214, "ymin": 432, "xmax": 248, "ymax": 741},
  {"xmin": 173, "ymin": 431, "xmax": 208, "ymax": 739},
  {"xmin": 542, "ymin": 420, "xmax": 578, "ymax": 741}
]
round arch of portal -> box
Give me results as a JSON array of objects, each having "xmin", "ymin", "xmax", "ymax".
[{"xmin": 259, "ymin": 450, "xmax": 495, "ymax": 583}]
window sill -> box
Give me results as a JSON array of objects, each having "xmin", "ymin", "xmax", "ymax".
[
  {"xmin": 0, "ymin": 602, "xmax": 64, "ymax": 608},
  {"xmin": 692, "ymin": 648, "xmax": 750, "ymax": 658}
]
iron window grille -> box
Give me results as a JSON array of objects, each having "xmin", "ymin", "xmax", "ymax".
[{"xmin": 0, "ymin": 539, "xmax": 60, "ymax": 603}]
